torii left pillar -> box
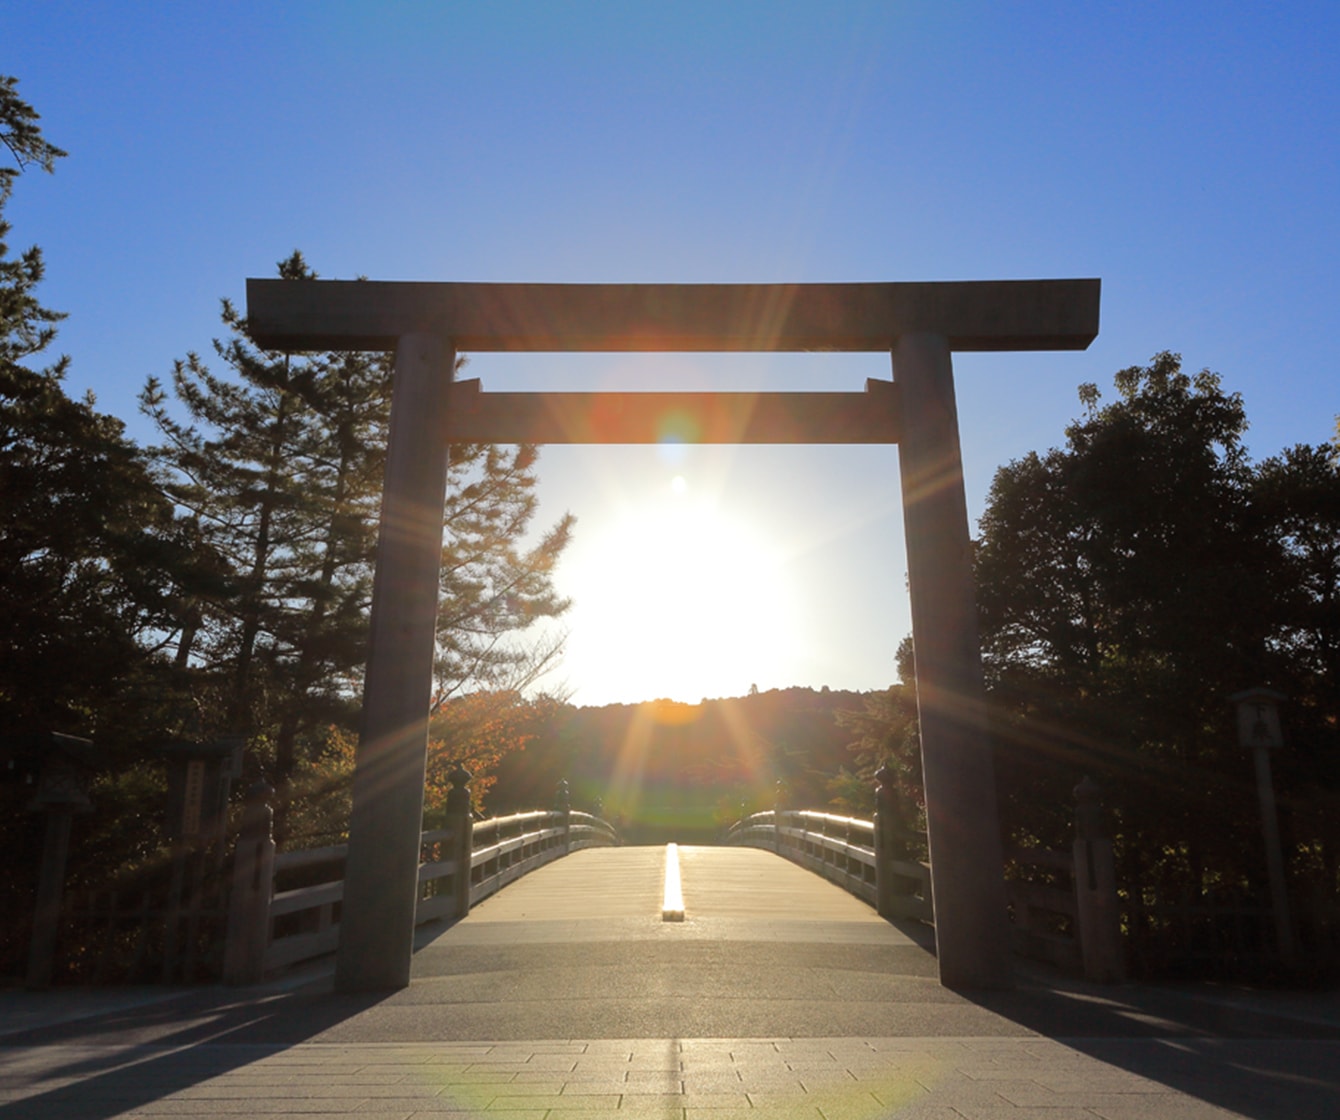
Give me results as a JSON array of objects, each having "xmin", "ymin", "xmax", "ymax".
[{"xmin": 335, "ymin": 333, "xmax": 455, "ymax": 991}]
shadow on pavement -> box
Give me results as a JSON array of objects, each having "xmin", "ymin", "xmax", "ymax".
[
  {"xmin": 0, "ymin": 981, "xmax": 385, "ymax": 1120},
  {"xmin": 971, "ymin": 967, "xmax": 1340, "ymax": 1120},
  {"xmin": 6, "ymin": 920, "xmax": 1339, "ymax": 1120}
]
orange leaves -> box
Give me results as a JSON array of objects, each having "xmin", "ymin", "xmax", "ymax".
[{"xmin": 424, "ymin": 690, "xmax": 535, "ymax": 821}]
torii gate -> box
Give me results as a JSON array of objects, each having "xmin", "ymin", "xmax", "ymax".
[{"xmin": 247, "ymin": 278, "xmax": 1100, "ymax": 992}]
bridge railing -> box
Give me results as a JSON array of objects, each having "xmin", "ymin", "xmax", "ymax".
[
  {"xmin": 1004, "ymin": 844, "xmax": 1082, "ymax": 971},
  {"xmin": 724, "ymin": 808, "xmax": 933, "ymax": 922},
  {"xmin": 223, "ymin": 779, "xmax": 618, "ymax": 984},
  {"xmin": 722, "ymin": 773, "xmax": 1123, "ymax": 984}
]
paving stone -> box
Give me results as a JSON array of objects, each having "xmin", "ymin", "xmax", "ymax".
[
  {"xmin": 953, "ymin": 1109, "xmax": 1113, "ymax": 1120},
  {"xmin": 489, "ymin": 1093, "xmax": 623, "ymax": 1110},
  {"xmin": 1088, "ymin": 1103, "xmax": 1249, "ymax": 1120}
]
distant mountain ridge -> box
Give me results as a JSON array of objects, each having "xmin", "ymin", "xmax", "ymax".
[{"xmin": 490, "ymin": 685, "xmax": 875, "ymax": 843}]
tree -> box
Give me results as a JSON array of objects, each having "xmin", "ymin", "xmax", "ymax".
[
  {"xmin": 141, "ymin": 254, "xmax": 352, "ymax": 735},
  {"xmin": 0, "ymin": 75, "xmax": 196, "ymax": 744},
  {"xmin": 435, "ymin": 442, "xmax": 574, "ymax": 701},
  {"xmin": 975, "ymin": 353, "xmax": 1274, "ymax": 896},
  {"xmin": 1, "ymin": 76, "xmax": 65, "ymax": 381},
  {"xmin": 141, "ymin": 253, "xmax": 400, "ymax": 846},
  {"xmin": 0, "ymin": 75, "xmax": 209, "ymax": 975},
  {"xmin": 142, "ymin": 258, "xmax": 574, "ymax": 842},
  {"xmin": 1252, "ymin": 443, "xmax": 1340, "ymax": 888},
  {"xmin": 833, "ymin": 635, "xmax": 923, "ymax": 847}
]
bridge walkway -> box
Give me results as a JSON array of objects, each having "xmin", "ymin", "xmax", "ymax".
[
  {"xmin": 2, "ymin": 845, "xmax": 1338, "ymax": 1118},
  {"xmin": 402, "ymin": 845, "xmax": 941, "ymax": 1040}
]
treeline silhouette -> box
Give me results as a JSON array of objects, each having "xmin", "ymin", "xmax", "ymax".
[{"xmin": 489, "ymin": 687, "xmax": 871, "ymax": 843}]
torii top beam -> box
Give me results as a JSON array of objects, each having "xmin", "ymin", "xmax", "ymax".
[{"xmin": 245, "ymin": 279, "xmax": 1100, "ymax": 354}]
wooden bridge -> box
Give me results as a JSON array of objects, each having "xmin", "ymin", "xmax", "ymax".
[{"xmin": 222, "ymin": 783, "xmax": 1122, "ymax": 992}]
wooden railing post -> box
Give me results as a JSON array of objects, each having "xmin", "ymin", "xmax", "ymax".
[
  {"xmin": 555, "ymin": 779, "xmax": 572, "ymax": 854},
  {"xmin": 1072, "ymin": 776, "xmax": 1124, "ymax": 983},
  {"xmin": 448, "ymin": 767, "xmax": 474, "ymax": 918},
  {"xmin": 773, "ymin": 780, "xmax": 786, "ymax": 854},
  {"xmin": 874, "ymin": 763, "xmax": 901, "ymax": 921},
  {"xmin": 223, "ymin": 781, "xmax": 276, "ymax": 986}
]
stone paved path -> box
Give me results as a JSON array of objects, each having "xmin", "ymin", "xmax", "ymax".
[
  {"xmin": 4, "ymin": 1036, "xmax": 1337, "ymax": 1118},
  {"xmin": 2, "ymin": 846, "xmax": 1337, "ymax": 1118}
]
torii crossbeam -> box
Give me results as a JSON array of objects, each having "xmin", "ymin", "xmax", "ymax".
[{"xmin": 246, "ymin": 278, "xmax": 1100, "ymax": 994}]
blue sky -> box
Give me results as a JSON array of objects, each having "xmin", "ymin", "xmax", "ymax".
[{"xmin": 5, "ymin": 2, "xmax": 1337, "ymax": 705}]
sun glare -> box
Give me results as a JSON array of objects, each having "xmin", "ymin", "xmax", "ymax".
[{"xmin": 561, "ymin": 475, "xmax": 798, "ymax": 703}]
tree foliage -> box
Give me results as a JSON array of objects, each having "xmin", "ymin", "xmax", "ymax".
[
  {"xmin": 975, "ymin": 352, "xmax": 1340, "ymax": 945},
  {"xmin": 492, "ymin": 688, "xmax": 868, "ymax": 841},
  {"xmin": 0, "ymin": 75, "xmax": 202, "ymax": 974},
  {"xmin": 0, "ymin": 76, "xmax": 66, "ymax": 377},
  {"xmin": 140, "ymin": 253, "xmax": 574, "ymax": 841},
  {"xmin": 140, "ymin": 253, "xmax": 390, "ymax": 789},
  {"xmin": 0, "ymin": 74, "xmax": 577, "ymax": 977},
  {"xmin": 0, "ymin": 75, "xmax": 196, "ymax": 745},
  {"xmin": 435, "ymin": 442, "xmax": 573, "ymax": 701},
  {"xmin": 831, "ymin": 635, "xmax": 922, "ymax": 845}
]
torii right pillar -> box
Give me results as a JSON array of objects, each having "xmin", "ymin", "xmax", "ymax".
[{"xmin": 894, "ymin": 332, "xmax": 1012, "ymax": 989}]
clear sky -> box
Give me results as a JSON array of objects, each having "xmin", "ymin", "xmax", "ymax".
[{"xmin": 5, "ymin": 2, "xmax": 1338, "ymax": 706}]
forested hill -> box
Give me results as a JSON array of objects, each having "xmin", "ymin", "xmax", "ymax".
[{"xmin": 488, "ymin": 686, "xmax": 872, "ymax": 843}]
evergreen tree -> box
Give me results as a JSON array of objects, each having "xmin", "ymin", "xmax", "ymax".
[
  {"xmin": 0, "ymin": 76, "xmax": 65, "ymax": 383},
  {"xmin": 140, "ymin": 252, "xmax": 389, "ymax": 821},
  {"xmin": 435, "ymin": 442, "xmax": 573, "ymax": 701},
  {"xmin": 142, "ymin": 256, "xmax": 574, "ymax": 841},
  {"xmin": 0, "ymin": 75, "xmax": 208, "ymax": 973},
  {"xmin": 0, "ymin": 75, "xmax": 195, "ymax": 743}
]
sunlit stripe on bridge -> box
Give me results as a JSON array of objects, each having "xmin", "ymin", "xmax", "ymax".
[{"xmin": 661, "ymin": 843, "xmax": 685, "ymax": 922}]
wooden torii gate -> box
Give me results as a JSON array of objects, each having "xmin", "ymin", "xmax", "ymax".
[{"xmin": 247, "ymin": 278, "xmax": 1100, "ymax": 992}]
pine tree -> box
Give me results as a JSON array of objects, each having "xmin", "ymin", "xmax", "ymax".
[
  {"xmin": 0, "ymin": 75, "xmax": 210, "ymax": 971},
  {"xmin": 435, "ymin": 441, "xmax": 574, "ymax": 701},
  {"xmin": 0, "ymin": 75, "xmax": 193, "ymax": 742},
  {"xmin": 143, "ymin": 255, "xmax": 574, "ymax": 841}
]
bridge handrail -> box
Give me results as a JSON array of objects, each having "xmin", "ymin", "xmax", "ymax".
[
  {"xmin": 230, "ymin": 799, "xmax": 620, "ymax": 981},
  {"xmin": 272, "ymin": 843, "xmax": 347, "ymax": 874},
  {"xmin": 721, "ymin": 786, "xmax": 1123, "ymax": 984},
  {"xmin": 724, "ymin": 807, "xmax": 933, "ymax": 922},
  {"xmin": 726, "ymin": 809, "xmax": 1086, "ymax": 947},
  {"xmin": 1004, "ymin": 843, "xmax": 1083, "ymax": 972}
]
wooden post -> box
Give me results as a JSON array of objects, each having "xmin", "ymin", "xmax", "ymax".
[
  {"xmin": 25, "ymin": 737, "xmax": 93, "ymax": 990},
  {"xmin": 447, "ymin": 767, "xmax": 474, "ymax": 919},
  {"xmin": 1251, "ymin": 744, "xmax": 1296, "ymax": 962},
  {"xmin": 1071, "ymin": 776, "xmax": 1125, "ymax": 983},
  {"xmin": 874, "ymin": 762, "xmax": 900, "ymax": 920},
  {"xmin": 555, "ymin": 779, "xmax": 572, "ymax": 854},
  {"xmin": 26, "ymin": 809, "xmax": 75, "ymax": 989},
  {"xmin": 1230, "ymin": 688, "xmax": 1295, "ymax": 964},
  {"xmin": 893, "ymin": 333, "xmax": 1012, "ymax": 989},
  {"xmin": 335, "ymin": 333, "xmax": 456, "ymax": 992},
  {"xmin": 223, "ymin": 782, "xmax": 276, "ymax": 985}
]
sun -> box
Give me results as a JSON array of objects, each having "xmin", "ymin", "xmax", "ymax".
[{"xmin": 559, "ymin": 474, "xmax": 798, "ymax": 703}]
